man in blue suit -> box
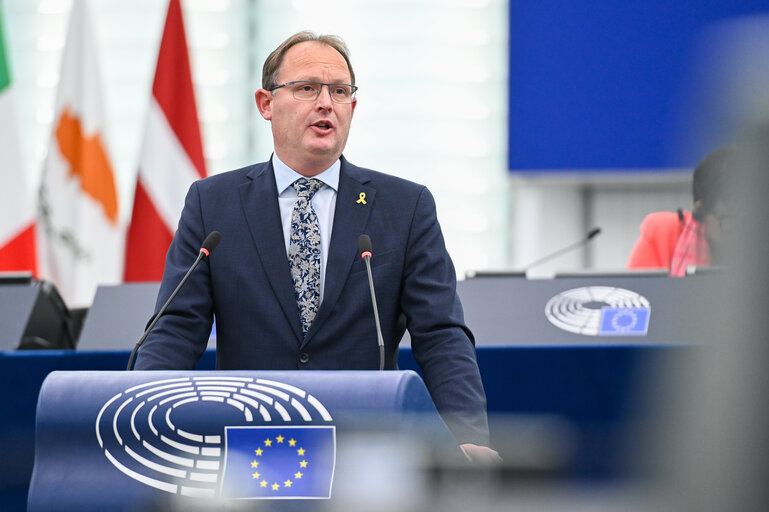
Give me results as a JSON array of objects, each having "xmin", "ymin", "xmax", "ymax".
[{"xmin": 135, "ymin": 31, "xmax": 499, "ymax": 462}]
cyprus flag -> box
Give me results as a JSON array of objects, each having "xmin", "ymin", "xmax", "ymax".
[{"xmin": 37, "ymin": 0, "xmax": 121, "ymax": 307}]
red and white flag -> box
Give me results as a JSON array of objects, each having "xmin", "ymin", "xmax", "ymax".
[
  {"xmin": 124, "ymin": 0, "xmax": 206, "ymax": 282},
  {"xmin": 0, "ymin": 5, "xmax": 37, "ymax": 275},
  {"xmin": 37, "ymin": 0, "xmax": 122, "ymax": 307}
]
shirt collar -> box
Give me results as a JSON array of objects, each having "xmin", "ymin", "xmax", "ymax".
[{"xmin": 272, "ymin": 153, "xmax": 340, "ymax": 195}]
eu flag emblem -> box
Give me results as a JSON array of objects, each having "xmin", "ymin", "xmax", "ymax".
[
  {"xmin": 599, "ymin": 307, "xmax": 650, "ymax": 335},
  {"xmin": 220, "ymin": 426, "xmax": 336, "ymax": 499}
]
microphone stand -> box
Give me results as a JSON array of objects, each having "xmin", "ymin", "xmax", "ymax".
[
  {"xmin": 358, "ymin": 234, "xmax": 385, "ymax": 371},
  {"xmin": 126, "ymin": 231, "xmax": 221, "ymax": 371},
  {"xmin": 523, "ymin": 228, "xmax": 601, "ymax": 272},
  {"xmin": 363, "ymin": 254, "xmax": 385, "ymax": 371}
]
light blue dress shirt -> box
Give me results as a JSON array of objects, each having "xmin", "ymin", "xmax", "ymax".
[{"xmin": 272, "ymin": 153, "xmax": 339, "ymax": 301}]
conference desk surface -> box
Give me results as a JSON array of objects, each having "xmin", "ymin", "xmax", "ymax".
[{"xmin": 458, "ymin": 273, "xmax": 716, "ymax": 346}]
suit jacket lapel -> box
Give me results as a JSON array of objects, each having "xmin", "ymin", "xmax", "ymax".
[
  {"xmin": 303, "ymin": 158, "xmax": 375, "ymax": 346},
  {"xmin": 239, "ymin": 161, "xmax": 304, "ymax": 343}
]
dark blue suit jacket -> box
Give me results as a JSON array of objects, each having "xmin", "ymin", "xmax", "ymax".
[{"xmin": 135, "ymin": 157, "xmax": 489, "ymax": 445}]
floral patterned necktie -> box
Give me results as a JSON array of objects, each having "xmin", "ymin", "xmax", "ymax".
[{"xmin": 289, "ymin": 178, "xmax": 324, "ymax": 335}]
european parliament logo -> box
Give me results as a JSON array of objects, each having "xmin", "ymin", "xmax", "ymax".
[
  {"xmin": 95, "ymin": 376, "xmax": 336, "ymax": 500},
  {"xmin": 545, "ymin": 286, "xmax": 651, "ymax": 336},
  {"xmin": 220, "ymin": 426, "xmax": 335, "ymax": 499}
]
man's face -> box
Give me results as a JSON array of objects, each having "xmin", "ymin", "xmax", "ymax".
[{"xmin": 256, "ymin": 41, "xmax": 357, "ymax": 176}]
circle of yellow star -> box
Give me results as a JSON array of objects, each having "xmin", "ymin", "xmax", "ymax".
[{"xmin": 246, "ymin": 433, "xmax": 317, "ymax": 493}]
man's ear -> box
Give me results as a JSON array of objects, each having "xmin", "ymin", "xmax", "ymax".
[{"xmin": 255, "ymin": 89, "xmax": 273, "ymax": 120}]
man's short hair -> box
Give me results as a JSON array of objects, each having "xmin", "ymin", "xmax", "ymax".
[{"xmin": 261, "ymin": 31, "xmax": 355, "ymax": 90}]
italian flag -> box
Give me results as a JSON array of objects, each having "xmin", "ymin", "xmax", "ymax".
[
  {"xmin": 124, "ymin": 0, "xmax": 207, "ymax": 282},
  {"xmin": 0, "ymin": 5, "xmax": 37, "ymax": 275}
]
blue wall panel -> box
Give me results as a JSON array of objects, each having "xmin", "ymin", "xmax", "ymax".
[{"xmin": 508, "ymin": 0, "xmax": 769, "ymax": 171}]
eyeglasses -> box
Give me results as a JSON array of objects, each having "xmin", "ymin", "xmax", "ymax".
[{"xmin": 270, "ymin": 81, "xmax": 358, "ymax": 103}]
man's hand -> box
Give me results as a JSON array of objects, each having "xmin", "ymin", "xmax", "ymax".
[{"xmin": 459, "ymin": 443, "xmax": 502, "ymax": 465}]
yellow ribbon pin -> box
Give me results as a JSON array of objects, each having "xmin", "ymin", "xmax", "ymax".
[{"xmin": 356, "ymin": 192, "xmax": 367, "ymax": 204}]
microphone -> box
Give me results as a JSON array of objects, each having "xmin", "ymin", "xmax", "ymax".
[
  {"xmin": 522, "ymin": 227, "xmax": 601, "ymax": 272},
  {"xmin": 126, "ymin": 231, "xmax": 222, "ymax": 370},
  {"xmin": 358, "ymin": 234, "xmax": 385, "ymax": 371}
]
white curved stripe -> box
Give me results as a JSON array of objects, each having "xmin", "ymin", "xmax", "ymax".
[
  {"xmin": 127, "ymin": 378, "xmax": 189, "ymax": 393},
  {"xmin": 180, "ymin": 486, "xmax": 216, "ymax": 498},
  {"xmin": 104, "ymin": 449, "xmax": 178, "ymax": 494},
  {"xmin": 161, "ymin": 434, "xmax": 200, "ymax": 454},
  {"xmin": 226, "ymin": 398, "xmax": 245, "ymax": 411},
  {"xmin": 199, "ymin": 391, "xmax": 230, "ymax": 398},
  {"xmin": 257, "ymin": 378, "xmax": 306, "ymax": 397},
  {"xmin": 190, "ymin": 472, "xmax": 218, "ymax": 483},
  {"xmin": 273, "ymin": 402, "xmax": 291, "ymax": 421},
  {"xmin": 587, "ymin": 288, "xmax": 608, "ymax": 301},
  {"xmin": 201, "ymin": 447, "xmax": 221, "ymax": 456},
  {"xmin": 124, "ymin": 445, "xmax": 187, "ymax": 478},
  {"xmin": 610, "ymin": 289, "xmax": 631, "ymax": 300},
  {"xmin": 149, "ymin": 405, "xmax": 159, "ymax": 436},
  {"xmin": 205, "ymin": 435, "xmax": 221, "ymax": 444},
  {"xmin": 290, "ymin": 398, "xmax": 312, "ymax": 421},
  {"xmin": 176, "ymin": 429, "xmax": 203, "ymax": 443},
  {"xmin": 96, "ymin": 392, "xmax": 123, "ymax": 447},
  {"xmin": 196, "ymin": 460, "xmax": 220, "ymax": 470},
  {"xmin": 239, "ymin": 388, "xmax": 274, "ymax": 404},
  {"xmin": 135, "ymin": 382, "xmax": 191, "ymax": 399},
  {"xmin": 159, "ymin": 391, "xmax": 197, "ymax": 406},
  {"xmin": 195, "ymin": 386, "xmax": 240, "ymax": 393},
  {"xmin": 258, "ymin": 405, "xmax": 271, "ymax": 422},
  {"xmin": 165, "ymin": 407, "xmax": 175, "ymax": 431},
  {"xmin": 193, "ymin": 377, "xmax": 252, "ymax": 382},
  {"xmin": 202, "ymin": 396, "xmax": 224, "ymax": 403},
  {"xmin": 139, "ymin": 98, "xmax": 202, "ymax": 231},
  {"xmin": 131, "ymin": 401, "xmax": 146, "ymax": 441},
  {"xmin": 226, "ymin": 396, "xmax": 257, "ymax": 422},
  {"xmin": 113, "ymin": 397, "xmax": 133, "ymax": 446},
  {"xmin": 232, "ymin": 393, "xmax": 263, "ymax": 411},
  {"xmin": 193, "ymin": 381, "xmax": 245, "ymax": 389},
  {"xmin": 247, "ymin": 384, "xmax": 290, "ymax": 402},
  {"xmin": 174, "ymin": 397, "xmax": 200, "ymax": 407},
  {"xmin": 307, "ymin": 394, "xmax": 333, "ymax": 421},
  {"xmin": 146, "ymin": 387, "xmax": 196, "ymax": 402},
  {"xmin": 142, "ymin": 440, "xmax": 194, "ymax": 468}
]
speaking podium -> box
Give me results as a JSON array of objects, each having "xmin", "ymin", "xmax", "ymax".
[{"xmin": 28, "ymin": 370, "xmax": 454, "ymax": 510}]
